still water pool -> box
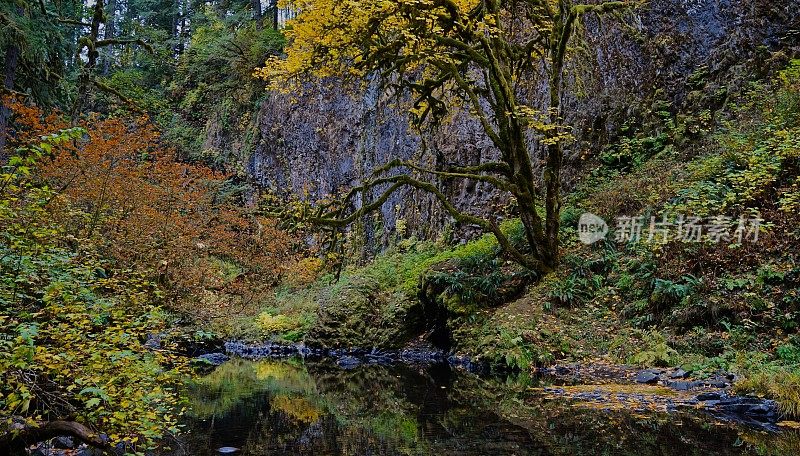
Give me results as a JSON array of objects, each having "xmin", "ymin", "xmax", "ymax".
[{"xmin": 173, "ymin": 359, "xmax": 799, "ymax": 455}]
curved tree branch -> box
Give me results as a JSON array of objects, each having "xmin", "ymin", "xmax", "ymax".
[
  {"xmin": 309, "ymin": 173, "xmax": 547, "ymax": 272},
  {"xmin": 0, "ymin": 420, "xmax": 111, "ymax": 455}
]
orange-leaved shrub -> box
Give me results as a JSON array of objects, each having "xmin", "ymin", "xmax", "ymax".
[{"xmin": 6, "ymin": 98, "xmax": 295, "ymax": 320}]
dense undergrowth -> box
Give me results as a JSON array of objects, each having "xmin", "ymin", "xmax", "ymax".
[
  {"xmin": 0, "ymin": 100, "xmax": 294, "ymax": 452},
  {"xmin": 0, "ymin": 128, "xmax": 188, "ymax": 451}
]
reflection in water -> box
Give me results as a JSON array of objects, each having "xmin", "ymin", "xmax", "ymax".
[{"xmin": 173, "ymin": 359, "xmax": 800, "ymax": 456}]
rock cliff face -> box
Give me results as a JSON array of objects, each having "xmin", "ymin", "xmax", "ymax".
[{"xmin": 246, "ymin": 0, "xmax": 799, "ymax": 251}]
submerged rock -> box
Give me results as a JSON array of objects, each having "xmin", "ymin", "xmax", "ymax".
[
  {"xmin": 697, "ymin": 392, "xmax": 723, "ymax": 401},
  {"xmin": 336, "ymin": 356, "xmax": 362, "ymax": 369},
  {"xmin": 714, "ymin": 397, "xmax": 780, "ymax": 422},
  {"xmin": 666, "ymin": 381, "xmax": 693, "ymax": 391},
  {"xmin": 537, "ymin": 382, "xmax": 783, "ymax": 431},
  {"xmin": 53, "ymin": 436, "xmax": 75, "ymax": 449},
  {"xmin": 195, "ymin": 353, "xmax": 230, "ymax": 366},
  {"xmin": 220, "ymin": 340, "xmax": 470, "ymax": 371}
]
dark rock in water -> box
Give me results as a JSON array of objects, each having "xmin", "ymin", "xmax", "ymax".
[
  {"xmin": 337, "ymin": 356, "xmax": 362, "ymax": 369},
  {"xmin": 707, "ymin": 396, "xmax": 781, "ymax": 430},
  {"xmin": 554, "ymin": 366, "xmax": 571, "ymax": 375},
  {"xmin": 544, "ymin": 387, "xmax": 566, "ymax": 395},
  {"xmin": 574, "ymin": 392, "xmax": 605, "ymax": 401},
  {"xmin": 298, "ymin": 421, "xmax": 324, "ymax": 446},
  {"xmin": 705, "ymin": 377, "xmax": 729, "ymax": 388},
  {"xmin": 669, "ymin": 369, "xmax": 689, "ymax": 379},
  {"xmin": 196, "ymin": 353, "xmax": 230, "ymax": 366},
  {"xmin": 365, "ymin": 348, "xmax": 395, "ymax": 365},
  {"xmin": 636, "ymin": 371, "xmax": 660, "ymax": 384},
  {"xmin": 697, "ymin": 392, "xmax": 723, "ymax": 401},
  {"xmin": 447, "ymin": 354, "xmax": 475, "ymax": 370},
  {"xmin": 715, "ymin": 397, "xmax": 780, "ymax": 420},
  {"xmin": 667, "ymin": 381, "xmax": 693, "ymax": 391},
  {"xmin": 77, "ymin": 447, "xmax": 103, "ymax": 456},
  {"xmin": 221, "ymin": 340, "xmax": 468, "ymax": 369}
]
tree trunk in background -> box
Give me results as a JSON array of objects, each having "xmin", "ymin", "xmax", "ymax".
[
  {"xmin": 0, "ymin": 43, "xmax": 20, "ymax": 164},
  {"xmin": 173, "ymin": 0, "xmax": 181, "ymax": 49},
  {"xmin": 72, "ymin": 0, "xmax": 105, "ymax": 121},
  {"xmin": 177, "ymin": 0, "xmax": 187, "ymax": 54},
  {"xmin": 102, "ymin": 0, "xmax": 117, "ymax": 74},
  {"xmin": 271, "ymin": 0, "xmax": 278, "ymax": 30},
  {"xmin": 252, "ymin": 0, "xmax": 262, "ymax": 29}
]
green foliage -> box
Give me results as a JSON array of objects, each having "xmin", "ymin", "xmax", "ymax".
[
  {"xmin": 96, "ymin": 69, "xmax": 172, "ymax": 121},
  {"xmin": 414, "ymin": 220, "xmax": 532, "ymax": 313},
  {"xmin": 599, "ymin": 132, "xmax": 671, "ymax": 171},
  {"xmin": 669, "ymin": 60, "xmax": 800, "ymax": 216},
  {"xmin": 167, "ymin": 15, "xmax": 285, "ymax": 162},
  {"xmin": 777, "ymin": 343, "xmax": 800, "ymax": 364},
  {"xmin": 650, "ymin": 275, "xmax": 700, "ymax": 308},
  {"xmin": 630, "ymin": 330, "xmax": 679, "ymax": 367},
  {"xmin": 317, "ymin": 220, "xmax": 529, "ymax": 318},
  {"xmin": 353, "ymin": 240, "xmax": 441, "ymax": 294},
  {"xmin": 463, "ymin": 320, "xmax": 545, "ymax": 371},
  {"xmin": 547, "ymin": 274, "xmax": 592, "ymax": 307},
  {"xmin": 0, "ymin": 1, "xmax": 71, "ymax": 105},
  {"xmin": 0, "ymin": 136, "xmax": 188, "ymax": 450},
  {"xmin": 255, "ymin": 311, "xmax": 312, "ymax": 342},
  {"xmin": 425, "ymin": 259, "xmax": 509, "ymax": 315},
  {"xmin": 559, "ymin": 206, "xmax": 584, "ymax": 228}
]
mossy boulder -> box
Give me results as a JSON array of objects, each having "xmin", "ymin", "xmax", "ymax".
[{"xmin": 304, "ymin": 276, "xmax": 424, "ymax": 349}]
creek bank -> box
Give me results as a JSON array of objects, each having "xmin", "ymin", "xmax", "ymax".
[
  {"xmin": 535, "ymin": 364, "xmax": 737, "ymax": 389},
  {"xmin": 538, "ymin": 386, "xmax": 782, "ymax": 432},
  {"xmin": 534, "ymin": 364, "xmax": 784, "ymax": 432}
]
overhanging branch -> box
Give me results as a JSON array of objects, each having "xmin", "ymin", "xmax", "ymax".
[{"xmin": 309, "ymin": 172, "xmax": 545, "ymax": 271}]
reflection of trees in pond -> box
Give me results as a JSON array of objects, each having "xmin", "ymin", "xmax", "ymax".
[
  {"xmin": 188, "ymin": 358, "xmax": 317, "ymax": 419},
  {"xmin": 743, "ymin": 429, "xmax": 800, "ymax": 456},
  {"xmin": 303, "ymin": 362, "xmax": 429, "ymax": 451},
  {"xmin": 185, "ymin": 359, "xmax": 430, "ymax": 454},
  {"xmin": 269, "ymin": 395, "xmax": 322, "ymax": 424}
]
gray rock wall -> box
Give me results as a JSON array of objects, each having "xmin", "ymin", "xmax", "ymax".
[{"xmin": 246, "ymin": 0, "xmax": 799, "ymax": 252}]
